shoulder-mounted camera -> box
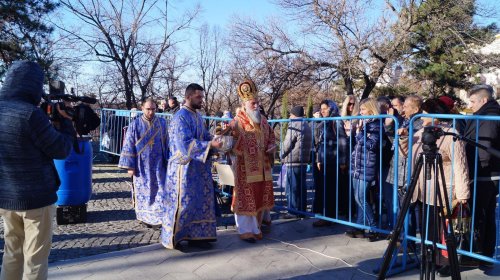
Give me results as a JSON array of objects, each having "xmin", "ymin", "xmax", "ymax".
[{"xmin": 40, "ymin": 81, "xmax": 100, "ymax": 136}]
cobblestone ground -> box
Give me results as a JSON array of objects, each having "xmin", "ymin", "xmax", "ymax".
[{"xmin": 0, "ymin": 150, "xmax": 238, "ymax": 264}]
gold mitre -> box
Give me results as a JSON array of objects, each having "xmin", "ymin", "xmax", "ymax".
[{"xmin": 237, "ymin": 79, "xmax": 258, "ymax": 101}]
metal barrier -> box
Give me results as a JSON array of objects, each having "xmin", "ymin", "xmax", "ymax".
[
  {"xmin": 99, "ymin": 108, "xmax": 500, "ymax": 272},
  {"xmin": 405, "ymin": 114, "xmax": 500, "ymax": 268},
  {"xmin": 99, "ymin": 109, "xmax": 172, "ymax": 155},
  {"xmin": 269, "ymin": 115, "xmax": 400, "ymax": 238}
]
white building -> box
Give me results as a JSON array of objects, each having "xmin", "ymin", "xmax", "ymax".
[{"xmin": 478, "ymin": 33, "xmax": 500, "ymax": 95}]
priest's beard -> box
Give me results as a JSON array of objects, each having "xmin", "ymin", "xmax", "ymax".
[{"xmin": 245, "ymin": 105, "xmax": 261, "ymax": 124}]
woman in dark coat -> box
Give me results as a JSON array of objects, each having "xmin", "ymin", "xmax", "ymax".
[
  {"xmin": 346, "ymin": 98, "xmax": 383, "ymax": 241},
  {"xmin": 312, "ymin": 100, "xmax": 348, "ymax": 226}
]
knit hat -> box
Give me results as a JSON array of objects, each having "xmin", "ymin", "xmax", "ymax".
[
  {"xmin": 438, "ymin": 96, "xmax": 455, "ymax": 111},
  {"xmin": 312, "ymin": 105, "xmax": 320, "ymax": 113},
  {"xmin": 290, "ymin": 106, "xmax": 304, "ymax": 117}
]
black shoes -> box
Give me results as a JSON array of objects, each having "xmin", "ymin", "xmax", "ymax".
[
  {"xmin": 141, "ymin": 221, "xmax": 161, "ymax": 230},
  {"xmin": 345, "ymin": 229, "xmax": 381, "ymax": 242},
  {"xmin": 437, "ymin": 265, "xmax": 451, "ymax": 277},
  {"xmin": 187, "ymin": 240, "xmax": 213, "ymax": 249},
  {"xmin": 242, "ymin": 237, "xmax": 257, "ymax": 243},
  {"xmin": 345, "ymin": 229, "xmax": 365, "ymax": 238},
  {"xmin": 312, "ymin": 220, "xmax": 334, "ymax": 227},
  {"xmin": 365, "ymin": 231, "xmax": 380, "ymax": 242}
]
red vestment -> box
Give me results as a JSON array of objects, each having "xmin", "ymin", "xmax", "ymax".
[{"xmin": 230, "ymin": 110, "xmax": 276, "ymax": 216}]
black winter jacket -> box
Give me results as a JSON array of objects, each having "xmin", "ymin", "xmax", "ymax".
[
  {"xmin": 0, "ymin": 61, "xmax": 75, "ymax": 210},
  {"xmin": 463, "ymin": 100, "xmax": 500, "ymax": 178},
  {"xmin": 315, "ymin": 119, "xmax": 348, "ymax": 166}
]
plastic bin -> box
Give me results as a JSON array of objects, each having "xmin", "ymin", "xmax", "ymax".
[{"xmin": 54, "ymin": 137, "xmax": 92, "ymax": 216}]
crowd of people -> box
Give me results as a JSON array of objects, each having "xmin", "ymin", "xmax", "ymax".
[
  {"xmin": 1, "ymin": 58, "xmax": 499, "ymax": 279},
  {"xmin": 116, "ymin": 80, "xmax": 500, "ymax": 275},
  {"xmin": 278, "ymin": 85, "xmax": 500, "ymax": 276}
]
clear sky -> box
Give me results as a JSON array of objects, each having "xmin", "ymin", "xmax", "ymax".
[
  {"xmin": 187, "ymin": 0, "xmax": 280, "ymax": 28},
  {"xmin": 185, "ymin": 0, "xmax": 499, "ymax": 29}
]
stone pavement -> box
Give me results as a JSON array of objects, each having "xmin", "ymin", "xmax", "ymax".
[
  {"xmin": 0, "ymin": 162, "xmax": 161, "ymax": 263},
  {"xmin": 0, "ymin": 158, "xmax": 237, "ymax": 265},
  {"xmin": 1, "ymin": 150, "xmax": 499, "ymax": 279},
  {"xmin": 48, "ymin": 218, "xmax": 500, "ymax": 280}
]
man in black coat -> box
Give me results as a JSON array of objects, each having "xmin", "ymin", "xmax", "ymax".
[
  {"xmin": 0, "ymin": 61, "xmax": 75, "ymax": 279},
  {"xmin": 463, "ymin": 84, "xmax": 500, "ymax": 265}
]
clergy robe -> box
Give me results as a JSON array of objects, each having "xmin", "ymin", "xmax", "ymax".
[
  {"xmin": 118, "ymin": 115, "xmax": 169, "ymax": 225},
  {"xmin": 230, "ymin": 109, "xmax": 275, "ymax": 239},
  {"xmin": 161, "ymin": 106, "xmax": 217, "ymax": 249}
]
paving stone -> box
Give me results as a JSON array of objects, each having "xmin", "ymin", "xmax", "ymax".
[{"xmin": 0, "ymin": 149, "xmax": 237, "ymax": 264}]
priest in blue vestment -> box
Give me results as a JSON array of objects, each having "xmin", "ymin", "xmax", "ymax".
[
  {"xmin": 161, "ymin": 83, "xmax": 222, "ymax": 249},
  {"xmin": 119, "ymin": 98, "xmax": 169, "ymax": 227}
]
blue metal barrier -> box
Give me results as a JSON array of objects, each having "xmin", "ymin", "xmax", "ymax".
[
  {"xmin": 99, "ymin": 109, "xmax": 173, "ymax": 155},
  {"xmin": 406, "ymin": 113, "xmax": 500, "ymax": 268},
  {"xmin": 98, "ymin": 108, "xmax": 500, "ymax": 273},
  {"xmin": 269, "ymin": 115, "xmax": 400, "ymax": 237}
]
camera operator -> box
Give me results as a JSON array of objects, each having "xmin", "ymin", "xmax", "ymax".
[
  {"xmin": 410, "ymin": 99, "xmax": 470, "ymax": 277},
  {"xmin": 0, "ymin": 61, "xmax": 75, "ymax": 280}
]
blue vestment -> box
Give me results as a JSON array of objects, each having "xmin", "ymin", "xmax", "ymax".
[
  {"xmin": 118, "ymin": 116, "xmax": 168, "ymax": 225},
  {"xmin": 161, "ymin": 106, "xmax": 217, "ymax": 249}
]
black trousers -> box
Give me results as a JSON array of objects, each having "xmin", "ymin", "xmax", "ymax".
[
  {"xmin": 469, "ymin": 180, "xmax": 498, "ymax": 257},
  {"xmin": 313, "ymin": 163, "xmax": 338, "ymax": 218}
]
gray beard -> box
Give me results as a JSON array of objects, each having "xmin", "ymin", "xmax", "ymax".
[{"xmin": 245, "ymin": 107, "xmax": 261, "ymax": 124}]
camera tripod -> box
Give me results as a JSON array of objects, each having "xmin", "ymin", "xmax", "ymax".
[{"xmin": 378, "ymin": 141, "xmax": 461, "ymax": 279}]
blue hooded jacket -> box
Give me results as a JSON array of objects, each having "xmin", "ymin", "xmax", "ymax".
[
  {"xmin": 0, "ymin": 61, "xmax": 75, "ymax": 210},
  {"xmin": 314, "ymin": 100, "xmax": 348, "ymax": 165}
]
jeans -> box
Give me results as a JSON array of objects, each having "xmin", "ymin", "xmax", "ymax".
[
  {"xmin": 382, "ymin": 180, "xmax": 395, "ymax": 229},
  {"xmin": 286, "ymin": 165, "xmax": 308, "ymax": 212},
  {"xmin": 353, "ymin": 178, "xmax": 377, "ymax": 228}
]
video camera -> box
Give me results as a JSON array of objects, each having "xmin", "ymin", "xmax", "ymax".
[
  {"xmin": 421, "ymin": 126, "xmax": 444, "ymax": 153},
  {"xmin": 41, "ymin": 81, "xmax": 100, "ymax": 136}
]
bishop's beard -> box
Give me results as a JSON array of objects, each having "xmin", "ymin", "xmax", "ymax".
[{"xmin": 245, "ymin": 106, "xmax": 261, "ymax": 124}]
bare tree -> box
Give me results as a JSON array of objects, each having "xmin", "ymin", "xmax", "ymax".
[
  {"xmin": 228, "ymin": 18, "xmax": 317, "ymax": 118},
  {"xmin": 196, "ymin": 24, "xmax": 225, "ymax": 115},
  {"xmin": 58, "ymin": 0, "xmax": 199, "ymax": 109},
  {"xmin": 150, "ymin": 48, "xmax": 189, "ymax": 101},
  {"xmin": 230, "ymin": 0, "xmax": 426, "ymax": 100}
]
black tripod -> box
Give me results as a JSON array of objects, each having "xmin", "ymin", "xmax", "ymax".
[{"xmin": 379, "ymin": 127, "xmax": 461, "ymax": 280}]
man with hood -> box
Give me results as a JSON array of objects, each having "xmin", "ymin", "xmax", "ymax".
[
  {"xmin": 312, "ymin": 100, "xmax": 348, "ymax": 227},
  {"xmin": 0, "ymin": 61, "xmax": 75, "ymax": 279},
  {"xmin": 463, "ymin": 84, "xmax": 500, "ymax": 266}
]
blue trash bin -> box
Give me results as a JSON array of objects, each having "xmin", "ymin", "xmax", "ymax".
[{"xmin": 54, "ymin": 137, "xmax": 93, "ymax": 206}]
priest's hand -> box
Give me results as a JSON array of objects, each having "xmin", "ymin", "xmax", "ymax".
[
  {"xmin": 127, "ymin": 169, "xmax": 135, "ymax": 177},
  {"xmin": 210, "ymin": 138, "xmax": 223, "ymax": 149}
]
